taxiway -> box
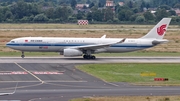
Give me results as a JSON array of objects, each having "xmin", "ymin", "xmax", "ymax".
[
  {"xmin": 0, "ymin": 56, "xmax": 180, "ymax": 63},
  {"xmin": 0, "ymin": 57, "xmax": 179, "ymax": 101}
]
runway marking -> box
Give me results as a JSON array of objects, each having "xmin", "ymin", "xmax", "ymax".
[
  {"xmin": 44, "ymin": 80, "xmax": 87, "ymax": 82},
  {"xmin": 105, "ymin": 82, "xmax": 119, "ymax": 87},
  {"xmin": 0, "ymin": 82, "xmax": 43, "ymax": 90},
  {"xmin": 0, "ymin": 80, "xmax": 87, "ymax": 83},
  {"xmin": 0, "ymin": 71, "xmax": 28, "ymax": 75},
  {"xmin": 32, "ymin": 71, "xmax": 63, "ymax": 74},
  {"xmin": 14, "ymin": 62, "xmax": 43, "ymax": 83},
  {"xmin": 44, "ymin": 82, "xmax": 112, "ymax": 89},
  {"xmin": 0, "ymin": 81, "xmax": 41, "ymax": 83}
]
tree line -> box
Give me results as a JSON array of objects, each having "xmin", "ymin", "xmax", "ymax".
[{"xmin": 0, "ymin": 0, "xmax": 180, "ymax": 24}]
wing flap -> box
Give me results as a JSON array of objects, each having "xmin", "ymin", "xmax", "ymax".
[{"xmin": 68, "ymin": 38, "xmax": 126, "ymax": 50}]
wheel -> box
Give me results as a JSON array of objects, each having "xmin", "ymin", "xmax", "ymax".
[
  {"xmin": 21, "ymin": 51, "xmax": 25, "ymax": 58},
  {"xmin": 21, "ymin": 55, "xmax": 25, "ymax": 58},
  {"xmin": 91, "ymin": 56, "xmax": 96, "ymax": 59},
  {"xmin": 86, "ymin": 55, "xmax": 90, "ymax": 59},
  {"xmin": 83, "ymin": 55, "xmax": 86, "ymax": 59},
  {"xmin": 83, "ymin": 55, "xmax": 88, "ymax": 59}
]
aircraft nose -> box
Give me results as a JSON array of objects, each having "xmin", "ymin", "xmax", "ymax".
[
  {"xmin": 6, "ymin": 42, "xmax": 9, "ymax": 46},
  {"xmin": 6, "ymin": 42, "xmax": 11, "ymax": 47}
]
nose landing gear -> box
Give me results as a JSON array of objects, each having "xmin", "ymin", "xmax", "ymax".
[{"xmin": 21, "ymin": 51, "xmax": 25, "ymax": 58}]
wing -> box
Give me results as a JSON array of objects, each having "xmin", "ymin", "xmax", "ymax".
[{"xmin": 68, "ymin": 38, "xmax": 126, "ymax": 50}]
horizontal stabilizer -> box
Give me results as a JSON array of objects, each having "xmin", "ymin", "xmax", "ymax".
[{"xmin": 152, "ymin": 39, "xmax": 169, "ymax": 45}]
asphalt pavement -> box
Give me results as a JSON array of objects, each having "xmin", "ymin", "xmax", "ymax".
[{"xmin": 0, "ymin": 57, "xmax": 179, "ymax": 101}]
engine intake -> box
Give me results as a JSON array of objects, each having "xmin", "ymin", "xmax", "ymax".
[{"xmin": 64, "ymin": 49, "xmax": 83, "ymax": 57}]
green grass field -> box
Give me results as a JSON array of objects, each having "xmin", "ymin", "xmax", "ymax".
[
  {"xmin": 70, "ymin": 96, "xmax": 180, "ymax": 101},
  {"xmin": 76, "ymin": 63, "xmax": 180, "ymax": 85}
]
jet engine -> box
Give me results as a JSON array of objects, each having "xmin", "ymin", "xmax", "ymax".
[{"xmin": 64, "ymin": 49, "xmax": 83, "ymax": 57}]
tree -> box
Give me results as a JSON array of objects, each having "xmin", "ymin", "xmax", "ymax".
[
  {"xmin": 86, "ymin": 0, "xmax": 91, "ymax": 4},
  {"xmin": 76, "ymin": 11, "xmax": 84, "ymax": 19},
  {"xmin": 11, "ymin": 0, "xmax": 28, "ymax": 19},
  {"xmin": 98, "ymin": 0, "xmax": 106, "ymax": 7},
  {"xmin": 71, "ymin": 0, "xmax": 77, "ymax": 9},
  {"xmin": 155, "ymin": 8, "xmax": 169, "ymax": 21},
  {"xmin": 0, "ymin": 9, "xmax": 4, "ymax": 22},
  {"xmin": 10, "ymin": 1, "xmax": 40, "ymax": 19},
  {"xmin": 159, "ymin": 5, "xmax": 171, "ymax": 10},
  {"xmin": 140, "ymin": 0, "xmax": 146, "ymax": 12},
  {"xmin": 91, "ymin": 8, "xmax": 104, "ymax": 21},
  {"xmin": 174, "ymin": 3, "xmax": 180, "ymax": 9},
  {"xmin": 169, "ymin": 10, "xmax": 176, "ymax": 16},
  {"xmin": 143, "ymin": 11, "xmax": 154, "ymax": 21},
  {"xmin": 135, "ymin": 15, "xmax": 145, "ymax": 23},
  {"xmin": 118, "ymin": 9, "xmax": 134, "ymax": 21},
  {"xmin": 89, "ymin": 2, "xmax": 95, "ymax": 8},
  {"xmin": 87, "ymin": 12, "xmax": 93, "ymax": 21},
  {"xmin": 45, "ymin": 8, "xmax": 55, "ymax": 19},
  {"xmin": 33, "ymin": 13, "xmax": 49, "ymax": 22},
  {"xmin": 5, "ymin": 10, "xmax": 13, "ymax": 20},
  {"xmin": 54, "ymin": 6, "xmax": 72, "ymax": 21},
  {"xmin": 104, "ymin": 7, "xmax": 113, "ymax": 21},
  {"xmin": 127, "ymin": 1, "xmax": 133, "ymax": 8},
  {"xmin": 0, "ymin": 7, "xmax": 10, "ymax": 22}
]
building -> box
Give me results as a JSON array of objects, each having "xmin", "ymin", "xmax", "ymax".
[
  {"xmin": 175, "ymin": 9, "xmax": 180, "ymax": 16},
  {"xmin": 76, "ymin": 4, "xmax": 89, "ymax": 10},
  {"xmin": 106, "ymin": 0, "xmax": 114, "ymax": 7},
  {"xmin": 118, "ymin": 2, "xmax": 124, "ymax": 6}
]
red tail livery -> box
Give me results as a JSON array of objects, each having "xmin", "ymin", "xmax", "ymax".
[{"xmin": 157, "ymin": 24, "xmax": 167, "ymax": 36}]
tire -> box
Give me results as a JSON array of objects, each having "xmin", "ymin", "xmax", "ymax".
[{"xmin": 91, "ymin": 56, "xmax": 96, "ymax": 59}]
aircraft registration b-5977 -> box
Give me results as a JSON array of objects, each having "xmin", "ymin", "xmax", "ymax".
[{"xmin": 6, "ymin": 18, "xmax": 171, "ymax": 59}]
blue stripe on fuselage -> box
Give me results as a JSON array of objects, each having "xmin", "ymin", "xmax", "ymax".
[{"xmin": 6, "ymin": 43, "xmax": 153, "ymax": 48}]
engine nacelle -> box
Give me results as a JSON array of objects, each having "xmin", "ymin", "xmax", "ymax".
[{"xmin": 64, "ymin": 49, "xmax": 83, "ymax": 57}]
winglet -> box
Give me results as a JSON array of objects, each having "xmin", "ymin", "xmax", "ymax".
[
  {"xmin": 101, "ymin": 35, "xmax": 106, "ymax": 38},
  {"xmin": 119, "ymin": 38, "xmax": 126, "ymax": 43}
]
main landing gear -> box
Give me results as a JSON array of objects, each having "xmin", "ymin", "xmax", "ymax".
[
  {"xmin": 83, "ymin": 55, "xmax": 96, "ymax": 59},
  {"xmin": 21, "ymin": 51, "xmax": 25, "ymax": 58}
]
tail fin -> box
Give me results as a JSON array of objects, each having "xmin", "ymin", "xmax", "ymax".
[{"xmin": 141, "ymin": 18, "xmax": 171, "ymax": 39}]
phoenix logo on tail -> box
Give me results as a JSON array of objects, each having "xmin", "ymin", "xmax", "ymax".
[{"xmin": 157, "ymin": 24, "xmax": 167, "ymax": 36}]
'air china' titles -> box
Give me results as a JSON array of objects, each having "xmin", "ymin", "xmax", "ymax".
[{"xmin": 30, "ymin": 40, "xmax": 43, "ymax": 42}]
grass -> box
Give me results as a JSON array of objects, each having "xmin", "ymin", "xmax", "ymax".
[
  {"xmin": 0, "ymin": 24, "xmax": 179, "ymax": 29},
  {"xmin": 76, "ymin": 63, "xmax": 180, "ymax": 85},
  {"xmin": 70, "ymin": 96, "xmax": 180, "ymax": 101}
]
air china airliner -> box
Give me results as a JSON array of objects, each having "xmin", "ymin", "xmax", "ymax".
[{"xmin": 6, "ymin": 18, "xmax": 171, "ymax": 59}]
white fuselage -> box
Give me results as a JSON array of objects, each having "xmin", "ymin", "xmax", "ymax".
[{"xmin": 6, "ymin": 37, "xmax": 155, "ymax": 53}]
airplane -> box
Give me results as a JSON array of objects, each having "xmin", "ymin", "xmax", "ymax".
[{"xmin": 6, "ymin": 18, "xmax": 171, "ymax": 59}]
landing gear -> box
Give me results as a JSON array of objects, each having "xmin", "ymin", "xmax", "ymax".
[
  {"xmin": 83, "ymin": 55, "xmax": 96, "ymax": 59},
  {"xmin": 21, "ymin": 51, "xmax": 25, "ymax": 58}
]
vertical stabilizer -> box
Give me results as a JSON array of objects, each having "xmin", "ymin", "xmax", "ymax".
[{"xmin": 141, "ymin": 18, "xmax": 171, "ymax": 39}]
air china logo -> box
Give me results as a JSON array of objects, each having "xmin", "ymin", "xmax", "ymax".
[
  {"xmin": 25, "ymin": 40, "xmax": 28, "ymax": 42},
  {"xmin": 157, "ymin": 24, "xmax": 167, "ymax": 36}
]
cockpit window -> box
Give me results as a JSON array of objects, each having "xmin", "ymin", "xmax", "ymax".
[{"xmin": 11, "ymin": 41, "xmax": 15, "ymax": 43}]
